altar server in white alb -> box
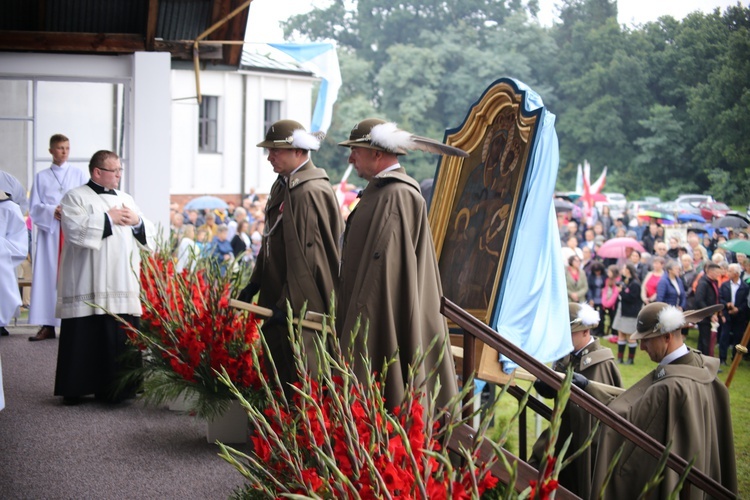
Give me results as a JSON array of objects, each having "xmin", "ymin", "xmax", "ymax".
[
  {"xmin": 0, "ymin": 190, "xmax": 29, "ymax": 335},
  {"xmin": 28, "ymin": 134, "xmax": 87, "ymax": 341},
  {"xmin": 0, "ymin": 189, "xmax": 28, "ymax": 410},
  {"xmin": 54, "ymin": 150, "xmax": 154, "ymax": 405}
]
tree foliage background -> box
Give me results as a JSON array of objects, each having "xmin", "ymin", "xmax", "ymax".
[{"xmin": 284, "ymin": 0, "xmax": 750, "ymax": 205}]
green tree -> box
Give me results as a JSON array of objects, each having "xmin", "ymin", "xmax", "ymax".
[
  {"xmin": 687, "ymin": 5, "xmax": 750, "ymax": 204},
  {"xmin": 630, "ymin": 104, "xmax": 698, "ymax": 200}
]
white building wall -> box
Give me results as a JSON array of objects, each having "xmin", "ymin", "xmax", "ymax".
[
  {"xmin": 131, "ymin": 52, "xmax": 171, "ymax": 233},
  {"xmin": 171, "ymin": 66, "xmax": 315, "ymax": 197}
]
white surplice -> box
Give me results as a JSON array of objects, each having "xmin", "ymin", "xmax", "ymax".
[
  {"xmin": 0, "ymin": 170, "xmax": 29, "ymax": 215},
  {"xmin": 56, "ymin": 183, "xmax": 155, "ymax": 319},
  {"xmin": 0, "ymin": 198, "xmax": 28, "ymax": 326},
  {"xmin": 28, "ymin": 163, "xmax": 88, "ymax": 326}
]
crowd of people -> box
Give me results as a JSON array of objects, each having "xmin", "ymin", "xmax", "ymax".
[
  {"xmin": 168, "ymin": 197, "xmax": 266, "ymax": 273},
  {"xmin": 561, "ymin": 211, "xmax": 750, "ymax": 367}
]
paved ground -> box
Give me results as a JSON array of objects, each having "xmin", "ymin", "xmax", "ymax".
[{"xmin": 0, "ymin": 324, "xmax": 251, "ymax": 499}]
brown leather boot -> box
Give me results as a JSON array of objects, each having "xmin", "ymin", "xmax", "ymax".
[{"xmin": 29, "ymin": 325, "xmax": 56, "ymax": 341}]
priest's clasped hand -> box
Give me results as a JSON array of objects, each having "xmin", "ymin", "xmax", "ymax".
[
  {"xmin": 108, "ymin": 205, "xmax": 140, "ymax": 226},
  {"xmin": 533, "ymin": 372, "xmax": 589, "ymax": 399}
]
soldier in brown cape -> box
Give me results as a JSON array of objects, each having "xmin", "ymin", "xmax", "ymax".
[
  {"xmin": 586, "ymin": 302, "xmax": 737, "ymax": 498},
  {"xmin": 531, "ymin": 302, "xmax": 623, "ymax": 498},
  {"xmin": 238, "ymin": 120, "xmax": 342, "ymax": 394},
  {"xmin": 336, "ymin": 119, "xmax": 459, "ymax": 411}
]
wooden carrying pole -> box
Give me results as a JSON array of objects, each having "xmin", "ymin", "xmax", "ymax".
[
  {"xmin": 441, "ymin": 297, "xmax": 735, "ymax": 500},
  {"xmin": 228, "ymin": 299, "xmax": 331, "ymax": 332},
  {"xmin": 514, "ymin": 368, "xmax": 625, "ymax": 397},
  {"xmin": 724, "ymin": 321, "xmax": 750, "ymax": 388}
]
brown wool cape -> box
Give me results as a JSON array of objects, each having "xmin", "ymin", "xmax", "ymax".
[
  {"xmin": 531, "ymin": 338, "xmax": 623, "ymax": 499},
  {"xmin": 336, "ymin": 168, "xmax": 458, "ymax": 410},
  {"xmin": 251, "ymin": 161, "xmax": 343, "ymax": 384},
  {"xmin": 587, "ymin": 350, "xmax": 737, "ymax": 499}
]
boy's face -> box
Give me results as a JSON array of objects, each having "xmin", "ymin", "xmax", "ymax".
[{"xmin": 49, "ymin": 141, "xmax": 70, "ymax": 165}]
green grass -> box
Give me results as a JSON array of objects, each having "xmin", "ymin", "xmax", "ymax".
[{"xmin": 486, "ymin": 328, "xmax": 749, "ymax": 496}]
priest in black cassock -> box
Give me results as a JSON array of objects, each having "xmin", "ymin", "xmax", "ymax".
[{"xmin": 54, "ymin": 150, "xmax": 154, "ymax": 405}]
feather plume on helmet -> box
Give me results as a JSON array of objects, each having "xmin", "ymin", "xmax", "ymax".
[
  {"xmin": 257, "ymin": 119, "xmax": 325, "ymax": 150},
  {"xmin": 569, "ymin": 302, "xmax": 600, "ymax": 333},
  {"xmin": 338, "ymin": 118, "xmax": 468, "ymax": 157},
  {"xmin": 631, "ymin": 302, "xmax": 724, "ymax": 340}
]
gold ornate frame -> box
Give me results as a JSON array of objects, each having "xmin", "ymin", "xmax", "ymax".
[{"xmin": 429, "ymin": 79, "xmax": 542, "ymax": 326}]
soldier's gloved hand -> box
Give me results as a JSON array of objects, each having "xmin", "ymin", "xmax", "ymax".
[
  {"xmin": 534, "ymin": 373, "xmax": 589, "ymax": 399},
  {"xmin": 237, "ymin": 282, "xmax": 260, "ymax": 302},
  {"xmin": 265, "ymin": 305, "xmax": 286, "ymax": 326},
  {"xmin": 533, "ymin": 379, "xmax": 557, "ymax": 399},
  {"xmin": 571, "ymin": 372, "xmax": 589, "ymax": 390}
]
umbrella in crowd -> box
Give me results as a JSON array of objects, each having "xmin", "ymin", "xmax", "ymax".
[
  {"xmin": 720, "ymin": 239, "xmax": 750, "ymax": 256},
  {"xmin": 712, "ymin": 211, "xmax": 750, "ymax": 229},
  {"xmin": 595, "ymin": 237, "xmax": 646, "ymax": 259},
  {"xmin": 677, "ymin": 212, "xmax": 706, "ymax": 223},
  {"xmin": 637, "ymin": 209, "xmax": 676, "ymax": 225},
  {"xmin": 554, "ymin": 198, "xmax": 576, "ymax": 212},
  {"xmin": 683, "ymin": 221, "xmax": 709, "ymax": 233},
  {"xmin": 183, "ymin": 195, "xmax": 228, "ymax": 211}
]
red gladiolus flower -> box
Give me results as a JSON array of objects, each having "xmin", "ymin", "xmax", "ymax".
[
  {"xmin": 300, "ymin": 468, "xmax": 323, "ymax": 492},
  {"xmin": 251, "ymin": 435, "xmax": 271, "ymax": 462}
]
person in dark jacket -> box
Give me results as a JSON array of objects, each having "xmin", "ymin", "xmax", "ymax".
[
  {"xmin": 230, "ymin": 219, "xmax": 251, "ymax": 258},
  {"xmin": 718, "ymin": 263, "xmax": 750, "ymax": 365},
  {"xmin": 586, "ymin": 261, "xmax": 607, "ymax": 336},
  {"xmin": 656, "ymin": 260, "xmax": 687, "ymax": 309},
  {"xmin": 612, "ymin": 263, "xmax": 642, "ymax": 364},
  {"xmin": 694, "ymin": 262, "xmax": 722, "ymax": 355}
]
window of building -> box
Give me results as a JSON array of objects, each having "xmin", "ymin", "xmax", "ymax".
[
  {"xmin": 264, "ymin": 100, "xmax": 281, "ymax": 135},
  {"xmin": 198, "ymin": 95, "xmax": 218, "ymax": 152}
]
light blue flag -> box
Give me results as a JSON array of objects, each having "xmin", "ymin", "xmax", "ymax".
[
  {"xmin": 269, "ymin": 42, "xmax": 342, "ymax": 134},
  {"xmin": 491, "ymin": 79, "xmax": 572, "ymax": 373}
]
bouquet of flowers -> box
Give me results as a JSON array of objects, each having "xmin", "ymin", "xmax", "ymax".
[
  {"xmin": 124, "ymin": 247, "xmax": 264, "ymax": 419},
  {"xmin": 216, "ymin": 312, "xmax": 513, "ymax": 499}
]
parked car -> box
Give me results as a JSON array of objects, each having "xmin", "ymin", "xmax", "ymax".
[
  {"xmin": 644, "ymin": 196, "xmax": 661, "ymax": 204},
  {"xmin": 699, "ymin": 201, "xmax": 729, "ymax": 221},
  {"xmin": 627, "ymin": 200, "xmax": 657, "ymax": 216},
  {"xmin": 656, "ymin": 201, "xmax": 703, "ymax": 218},
  {"xmin": 603, "ymin": 192, "xmax": 627, "ymax": 217},
  {"xmin": 674, "ymin": 194, "xmax": 714, "ymax": 207}
]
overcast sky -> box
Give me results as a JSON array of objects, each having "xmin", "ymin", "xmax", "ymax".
[{"xmin": 245, "ymin": 0, "xmax": 745, "ymax": 44}]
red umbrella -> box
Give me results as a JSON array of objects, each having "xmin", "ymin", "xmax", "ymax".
[{"xmin": 595, "ymin": 237, "xmax": 646, "ymax": 259}]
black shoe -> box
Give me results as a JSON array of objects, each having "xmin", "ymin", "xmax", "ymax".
[
  {"xmin": 0, "ymin": 327, "xmax": 9, "ymax": 336},
  {"xmin": 62, "ymin": 396, "xmax": 82, "ymax": 406},
  {"xmin": 29, "ymin": 326, "xmax": 56, "ymax": 341}
]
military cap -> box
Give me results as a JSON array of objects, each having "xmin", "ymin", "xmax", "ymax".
[
  {"xmin": 631, "ymin": 302, "xmax": 724, "ymax": 340},
  {"xmin": 338, "ymin": 118, "xmax": 409, "ymax": 154},
  {"xmin": 338, "ymin": 118, "xmax": 469, "ymax": 158},
  {"xmin": 256, "ymin": 119, "xmax": 322, "ymax": 150}
]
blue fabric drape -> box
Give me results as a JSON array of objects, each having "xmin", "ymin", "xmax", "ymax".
[{"xmin": 491, "ymin": 80, "xmax": 572, "ymax": 373}]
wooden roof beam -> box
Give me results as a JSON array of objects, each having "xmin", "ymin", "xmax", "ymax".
[
  {"xmin": 145, "ymin": 0, "xmax": 159, "ymax": 51},
  {"xmin": 0, "ymin": 32, "xmax": 145, "ymax": 53}
]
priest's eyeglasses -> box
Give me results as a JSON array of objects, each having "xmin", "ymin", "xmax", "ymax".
[{"xmin": 97, "ymin": 167, "xmax": 125, "ymax": 173}]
